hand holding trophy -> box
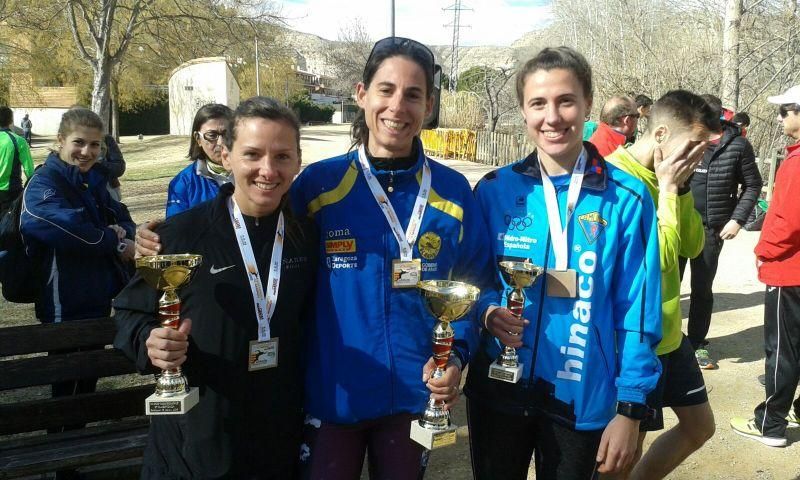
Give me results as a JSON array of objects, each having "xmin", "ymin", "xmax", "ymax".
[
  {"xmin": 136, "ymin": 254, "xmax": 202, "ymax": 415},
  {"xmin": 410, "ymin": 279, "xmax": 480, "ymax": 450},
  {"xmin": 488, "ymin": 260, "xmax": 543, "ymax": 383}
]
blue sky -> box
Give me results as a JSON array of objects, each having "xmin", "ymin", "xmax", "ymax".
[{"xmin": 281, "ymin": 0, "xmax": 553, "ymax": 47}]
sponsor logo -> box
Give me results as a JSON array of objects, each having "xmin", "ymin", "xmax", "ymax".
[
  {"xmin": 43, "ymin": 189, "xmax": 55, "ymax": 200},
  {"xmin": 283, "ymin": 256, "xmax": 308, "ymax": 270},
  {"xmin": 694, "ymin": 168, "xmax": 708, "ymax": 174},
  {"xmin": 502, "ymin": 233, "xmax": 537, "ymax": 251},
  {"xmin": 326, "ymin": 228, "xmax": 351, "ymax": 238},
  {"xmin": 422, "ymin": 262, "xmax": 438, "ymax": 272},
  {"xmin": 578, "ymin": 212, "xmax": 607, "ymax": 245},
  {"xmin": 557, "ymin": 251, "xmax": 596, "ymax": 383},
  {"xmin": 325, "ymin": 238, "xmax": 356, "ymax": 253},
  {"xmin": 504, "ymin": 214, "xmax": 534, "ymax": 232},
  {"xmin": 515, "ymin": 195, "xmax": 526, "ymax": 207},
  {"xmin": 327, "ymin": 255, "xmax": 358, "ymax": 269},
  {"xmin": 418, "ymin": 231, "xmax": 441, "ymax": 260},
  {"xmin": 210, "ymin": 264, "xmax": 235, "ymax": 274}
]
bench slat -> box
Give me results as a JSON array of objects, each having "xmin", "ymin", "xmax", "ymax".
[
  {"xmin": 0, "ymin": 420, "xmax": 148, "ymax": 478},
  {"xmin": 0, "ymin": 318, "xmax": 117, "ymax": 356},
  {"xmin": 0, "ymin": 385, "xmax": 151, "ymax": 435},
  {"xmin": 1, "ymin": 348, "xmax": 139, "ymax": 390}
]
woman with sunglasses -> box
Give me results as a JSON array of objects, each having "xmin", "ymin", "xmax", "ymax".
[
  {"xmin": 165, "ymin": 103, "xmax": 233, "ymax": 217},
  {"xmin": 464, "ymin": 46, "xmax": 662, "ymax": 479},
  {"xmin": 288, "ymin": 37, "xmax": 490, "ymax": 478}
]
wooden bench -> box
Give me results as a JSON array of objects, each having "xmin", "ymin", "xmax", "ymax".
[{"xmin": 0, "ymin": 317, "xmax": 151, "ymax": 479}]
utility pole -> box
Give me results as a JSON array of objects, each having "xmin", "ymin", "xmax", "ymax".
[
  {"xmin": 255, "ymin": 36, "xmax": 260, "ymax": 96},
  {"xmin": 444, "ymin": 1, "xmax": 471, "ymax": 92},
  {"xmin": 390, "ymin": 0, "xmax": 395, "ymax": 37}
]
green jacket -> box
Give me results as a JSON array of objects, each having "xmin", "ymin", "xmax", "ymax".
[
  {"xmin": 0, "ymin": 128, "xmax": 34, "ymax": 192},
  {"xmin": 607, "ymin": 146, "xmax": 704, "ymax": 355}
]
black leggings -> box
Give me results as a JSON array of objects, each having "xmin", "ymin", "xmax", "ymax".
[{"xmin": 467, "ymin": 399, "xmax": 602, "ymax": 480}]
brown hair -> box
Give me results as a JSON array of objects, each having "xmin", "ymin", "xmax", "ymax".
[{"xmin": 515, "ymin": 46, "xmax": 593, "ymax": 107}]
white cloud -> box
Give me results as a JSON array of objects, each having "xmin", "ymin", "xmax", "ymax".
[{"xmin": 281, "ymin": 0, "xmax": 552, "ymax": 47}]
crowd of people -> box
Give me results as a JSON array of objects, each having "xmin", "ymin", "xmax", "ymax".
[{"xmin": 1, "ymin": 35, "xmax": 798, "ymax": 480}]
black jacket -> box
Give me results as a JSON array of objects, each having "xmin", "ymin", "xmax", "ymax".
[
  {"xmin": 113, "ymin": 184, "xmax": 317, "ymax": 479},
  {"xmin": 689, "ymin": 121, "xmax": 762, "ymax": 229}
]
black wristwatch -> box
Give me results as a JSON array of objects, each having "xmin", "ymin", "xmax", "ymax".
[{"xmin": 616, "ymin": 401, "xmax": 650, "ymax": 420}]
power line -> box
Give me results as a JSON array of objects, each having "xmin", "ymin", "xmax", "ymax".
[{"xmin": 443, "ymin": 0, "xmax": 471, "ymax": 92}]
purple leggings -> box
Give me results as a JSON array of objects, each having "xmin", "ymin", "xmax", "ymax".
[{"xmin": 299, "ymin": 413, "xmax": 429, "ymax": 480}]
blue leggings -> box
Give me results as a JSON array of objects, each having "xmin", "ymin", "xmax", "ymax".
[{"xmin": 300, "ymin": 413, "xmax": 428, "ymax": 480}]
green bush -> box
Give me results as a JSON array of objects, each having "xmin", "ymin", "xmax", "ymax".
[{"xmin": 290, "ymin": 91, "xmax": 335, "ymax": 123}]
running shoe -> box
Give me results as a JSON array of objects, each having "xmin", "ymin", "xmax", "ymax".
[
  {"xmin": 787, "ymin": 411, "xmax": 800, "ymax": 428},
  {"xmin": 730, "ymin": 417, "xmax": 787, "ymax": 447},
  {"xmin": 695, "ymin": 348, "xmax": 717, "ymax": 370}
]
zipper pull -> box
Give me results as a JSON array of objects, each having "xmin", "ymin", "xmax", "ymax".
[{"xmin": 388, "ymin": 171, "xmax": 394, "ymax": 193}]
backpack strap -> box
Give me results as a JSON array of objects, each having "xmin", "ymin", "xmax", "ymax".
[{"xmin": 1, "ymin": 129, "xmax": 20, "ymax": 170}]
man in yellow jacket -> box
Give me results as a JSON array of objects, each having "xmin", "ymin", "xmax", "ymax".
[{"xmin": 605, "ymin": 90, "xmax": 719, "ymax": 479}]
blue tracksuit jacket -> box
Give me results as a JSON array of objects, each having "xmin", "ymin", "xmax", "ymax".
[
  {"xmin": 291, "ymin": 141, "xmax": 492, "ymax": 424},
  {"xmin": 20, "ymin": 153, "xmax": 135, "ymax": 322},
  {"xmin": 166, "ymin": 159, "xmax": 229, "ymax": 217},
  {"xmin": 464, "ymin": 143, "xmax": 662, "ymax": 431}
]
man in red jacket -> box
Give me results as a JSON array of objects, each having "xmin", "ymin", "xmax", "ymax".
[
  {"xmin": 730, "ymin": 84, "xmax": 800, "ymax": 447},
  {"xmin": 589, "ymin": 96, "xmax": 640, "ymax": 156}
]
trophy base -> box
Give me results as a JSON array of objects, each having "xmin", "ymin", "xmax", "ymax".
[
  {"xmin": 410, "ymin": 420, "xmax": 457, "ymax": 450},
  {"xmin": 488, "ymin": 361, "xmax": 523, "ymax": 383},
  {"xmin": 145, "ymin": 387, "xmax": 199, "ymax": 415}
]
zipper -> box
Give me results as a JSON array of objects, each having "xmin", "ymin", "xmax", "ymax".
[
  {"xmin": 383, "ymin": 190, "xmax": 396, "ymax": 414},
  {"xmin": 592, "ymin": 323, "xmax": 613, "ymax": 380},
  {"xmin": 388, "ymin": 171, "xmax": 395, "ymax": 193},
  {"xmin": 526, "ymin": 231, "xmax": 551, "ymax": 385}
]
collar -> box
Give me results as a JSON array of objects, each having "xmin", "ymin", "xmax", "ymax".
[
  {"xmin": 44, "ymin": 152, "xmax": 94, "ymax": 188},
  {"xmin": 357, "ymin": 137, "xmax": 426, "ymax": 178},
  {"xmin": 195, "ymin": 158, "xmax": 231, "ymax": 186},
  {"xmin": 786, "ymin": 142, "xmax": 800, "ymax": 158},
  {"xmin": 512, "ymin": 141, "xmax": 608, "ymax": 191},
  {"xmin": 597, "ymin": 122, "xmax": 627, "ymax": 142}
]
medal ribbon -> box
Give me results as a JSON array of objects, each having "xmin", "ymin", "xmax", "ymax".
[
  {"xmin": 357, "ymin": 145, "xmax": 431, "ymax": 261},
  {"xmin": 540, "ymin": 149, "xmax": 587, "ymax": 271},
  {"xmin": 227, "ymin": 196, "xmax": 284, "ymax": 341}
]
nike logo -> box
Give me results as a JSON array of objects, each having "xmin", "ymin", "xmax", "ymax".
[{"xmin": 210, "ymin": 265, "xmax": 236, "ymax": 274}]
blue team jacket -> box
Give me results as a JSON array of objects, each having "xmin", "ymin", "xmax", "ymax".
[
  {"xmin": 464, "ymin": 143, "xmax": 662, "ymax": 431},
  {"xmin": 20, "ymin": 153, "xmax": 135, "ymax": 323},
  {"xmin": 291, "ymin": 141, "xmax": 491, "ymax": 424},
  {"xmin": 166, "ymin": 160, "xmax": 229, "ymax": 217}
]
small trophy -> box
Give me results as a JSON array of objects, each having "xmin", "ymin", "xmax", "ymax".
[
  {"xmin": 410, "ymin": 280, "xmax": 480, "ymax": 450},
  {"xmin": 488, "ymin": 260, "xmax": 544, "ymax": 383},
  {"xmin": 136, "ymin": 254, "xmax": 203, "ymax": 415}
]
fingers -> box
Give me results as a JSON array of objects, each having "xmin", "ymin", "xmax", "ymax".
[
  {"xmin": 178, "ymin": 318, "xmax": 192, "ymax": 336},
  {"xmin": 421, "ymin": 357, "xmax": 436, "ymax": 382},
  {"xmin": 135, "ymin": 220, "xmax": 164, "ymax": 257},
  {"xmin": 426, "ymin": 363, "xmax": 461, "ymax": 408},
  {"xmin": 653, "ymin": 145, "xmax": 663, "ymax": 168},
  {"xmin": 487, "ymin": 309, "xmax": 527, "ymax": 348},
  {"xmin": 146, "ymin": 325, "xmax": 189, "ymax": 370}
]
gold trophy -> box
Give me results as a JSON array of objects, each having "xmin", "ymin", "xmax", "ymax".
[
  {"xmin": 488, "ymin": 260, "xmax": 544, "ymax": 383},
  {"xmin": 410, "ymin": 280, "xmax": 480, "ymax": 450},
  {"xmin": 136, "ymin": 254, "xmax": 203, "ymax": 415}
]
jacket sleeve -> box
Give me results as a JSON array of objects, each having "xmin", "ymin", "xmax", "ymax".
[
  {"xmin": 754, "ymin": 159, "xmax": 800, "ymax": 261},
  {"xmin": 20, "ymin": 175, "xmax": 119, "ymax": 256},
  {"xmin": 166, "ymin": 170, "xmax": 190, "ymax": 218},
  {"xmin": 732, "ymin": 138, "xmax": 762, "ymax": 225},
  {"xmin": 472, "ymin": 177, "xmax": 503, "ymax": 322},
  {"xmin": 112, "ymin": 272, "xmax": 160, "ymax": 374},
  {"xmin": 612, "ymin": 184, "xmax": 662, "ymax": 404},
  {"xmin": 450, "ymin": 178, "xmax": 493, "ymax": 366},
  {"xmin": 677, "ymin": 191, "xmax": 704, "ymax": 259},
  {"xmin": 656, "ymin": 191, "xmax": 681, "ymax": 273},
  {"xmin": 19, "ymin": 138, "xmax": 34, "ymax": 180}
]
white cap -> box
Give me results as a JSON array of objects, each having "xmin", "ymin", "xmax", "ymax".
[{"xmin": 767, "ymin": 85, "xmax": 800, "ymax": 105}]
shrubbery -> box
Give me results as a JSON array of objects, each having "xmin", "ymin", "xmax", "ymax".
[{"xmin": 290, "ymin": 91, "xmax": 335, "ymax": 123}]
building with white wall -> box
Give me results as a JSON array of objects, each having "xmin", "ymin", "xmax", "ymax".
[
  {"xmin": 9, "ymin": 82, "xmax": 78, "ymax": 136},
  {"xmin": 168, "ymin": 57, "xmax": 240, "ymax": 135}
]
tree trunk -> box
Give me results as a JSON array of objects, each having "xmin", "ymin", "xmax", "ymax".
[
  {"xmin": 111, "ymin": 76, "xmax": 120, "ymax": 141},
  {"xmin": 91, "ymin": 59, "xmax": 112, "ymax": 133},
  {"xmin": 721, "ymin": 0, "xmax": 742, "ymax": 111}
]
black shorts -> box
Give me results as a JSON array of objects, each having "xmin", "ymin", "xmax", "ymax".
[{"xmin": 641, "ymin": 335, "xmax": 709, "ymax": 431}]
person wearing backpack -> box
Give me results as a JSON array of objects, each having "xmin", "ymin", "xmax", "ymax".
[
  {"xmin": 0, "ymin": 107, "xmax": 34, "ymax": 216},
  {"xmin": 19, "ymin": 108, "xmax": 136, "ymax": 441}
]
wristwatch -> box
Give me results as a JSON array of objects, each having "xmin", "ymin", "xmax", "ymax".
[
  {"xmin": 116, "ymin": 241, "xmax": 128, "ymax": 254},
  {"xmin": 616, "ymin": 401, "xmax": 650, "ymax": 420}
]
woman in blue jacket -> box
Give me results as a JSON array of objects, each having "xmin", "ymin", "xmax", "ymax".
[
  {"xmin": 165, "ymin": 103, "xmax": 233, "ymax": 217},
  {"xmin": 464, "ymin": 47, "xmax": 662, "ymax": 480},
  {"xmin": 20, "ymin": 107, "xmax": 136, "ymax": 426}
]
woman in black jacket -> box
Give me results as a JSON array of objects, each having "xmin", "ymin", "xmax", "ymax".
[{"xmin": 113, "ymin": 97, "xmax": 316, "ymax": 479}]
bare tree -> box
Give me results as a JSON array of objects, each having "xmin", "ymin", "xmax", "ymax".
[
  {"xmin": 458, "ymin": 65, "xmax": 517, "ymax": 132},
  {"xmin": 325, "ymin": 18, "xmax": 372, "ymax": 95}
]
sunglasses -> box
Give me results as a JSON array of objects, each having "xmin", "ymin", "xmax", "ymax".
[
  {"xmin": 779, "ymin": 104, "xmax": 800, "ymax": 118},
  {"xmin": 367, "ymin": 37, "xmax": 435, "ymax": 72},
  {"xmin": 196, "ymin": 130, "xmax": 226, "ymax": 143}
]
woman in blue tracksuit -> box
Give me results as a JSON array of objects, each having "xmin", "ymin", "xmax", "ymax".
[
  {"xmin": 165, "ymin": 103, "xmax": 233, "ymax": 217},
  {"xmin": 20, "ymin": 107, "xmax": 136, "ymax": 429},
  {"xmin": 464, "ymin": 47, "xmax": 662, "ymax": 480},
  {"xmin": 290, "ymin": 37, "xmax": 491, "ymax": 479}
]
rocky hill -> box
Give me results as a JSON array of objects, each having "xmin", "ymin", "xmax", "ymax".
[{"xmin": 278, "ymin": 26, "xmax": 539, "ymax": 78}]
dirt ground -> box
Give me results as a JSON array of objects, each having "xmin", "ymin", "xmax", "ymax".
[{"xmin": 3, "ymin": 125, "xmax": 798, "ymax": 479}]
